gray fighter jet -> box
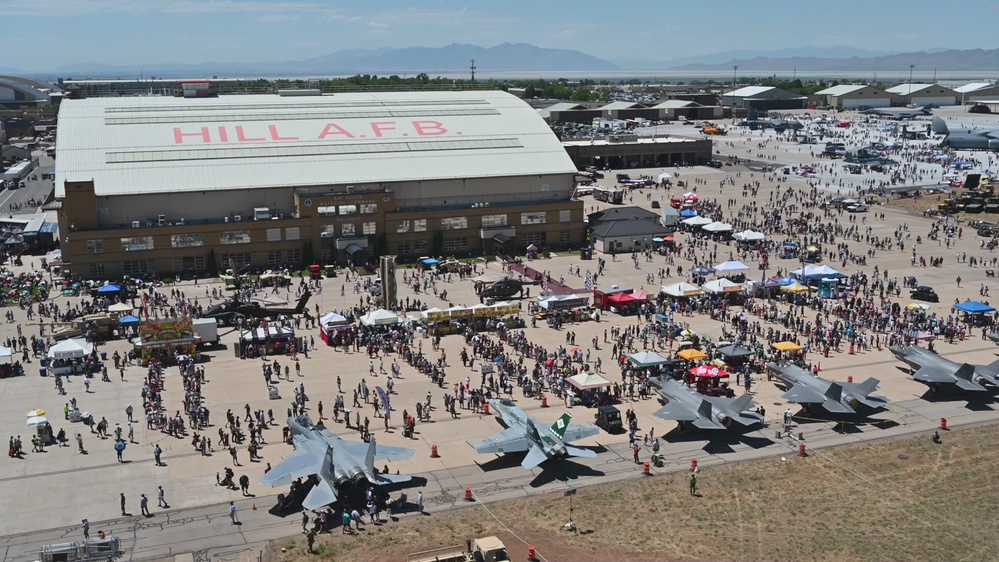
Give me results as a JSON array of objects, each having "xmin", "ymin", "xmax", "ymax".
[
  {"xmin": 932, "ymin": 117, "xmax": 999, "ymax": 151},
  {"xmin": 739, "ymin": 119, "xmax": 804, "ymax": 133},
  {"xmin": 766, "ymin": 363, "xmax": 886, "ymax": 413},
  {"xmin": 861, "ymin": 106, "xmax": 933, "ymax": 119},
  {"xmin": 889, "ymin": 345, "xmax": 999, "ymax": 392},
  {"xmin": 648, "ymin": 376, "xmax": 761, "ymax": 430},
  {"xmin": 258, "ymin": 416, "xmax": 413, "ymax": 509},
  {"xmin": 471, "ymin": 399, "xmax": 599, "ymax": 469}
]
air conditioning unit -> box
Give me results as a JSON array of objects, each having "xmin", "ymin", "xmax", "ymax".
[
  {"xmin": 131, "ymin": 221, "xmax": 140, "ymax": 228},
  {"xmin": 224, "ymin": 216, "xmax": 229, "ymax": 223},
  {"xmin": 234, "ymin": 214, "xmax": 242, "ymax": 222},
  {"xmin": 157, "ymin": 214, "xmax": 166, "ymax": 227},
  {"xmin": 177, "ymin": 218, "xmax": 185, "ymax": 225}
]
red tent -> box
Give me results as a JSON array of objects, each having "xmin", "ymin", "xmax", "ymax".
[
  {"xmin": 688, "ymin": 365, "xmax": 729, "ymax": 379},
  {"xmin": 607, "ymin": 292, "xmax": 644, "ymax": 306}
]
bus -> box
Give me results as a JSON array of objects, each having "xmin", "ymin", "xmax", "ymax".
[
  {"xmin": 2, "ymin": 161, "xmax": 34, "ymax": 188},
  {"xmin": 593, "ymin": 186, "xmax": 625, "ymax": 204}
]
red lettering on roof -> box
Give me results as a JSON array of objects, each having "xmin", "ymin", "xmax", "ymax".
[
  {"xmin": 370, "ymin": 121, "xmax": 397, "ymax": 138},
  {"xmin": 235, "ymin": 126, "xmax": 265, "ymax": 143},
  {"xmin": 412, "ymin": 120, "xmax": 447, "ymax": 136},
  {"xmin": 269, "ymin": 125, "xmax": 299, "ymax": 142},
  {"xmin": 173, "ymin": 127, "xmax": 211, "ymax": 144},
  {"xmin": 317, "ymin": 123, "xmax": 355, "ymax": 140}
]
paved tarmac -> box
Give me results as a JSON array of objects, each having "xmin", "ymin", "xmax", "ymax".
[{"xmin": 3, "ymin": 106, "xmax": 999, "ymax": 561}]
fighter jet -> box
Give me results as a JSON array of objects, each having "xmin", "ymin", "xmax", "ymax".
[
  {"xmin": 739, "ymin": 119, "xmax": 804, "ymax": 133},
  {"xmin": 932, "ymin": 117, "xmax": 999, "ymax": 151},
  {"xmin": 861, "ymin": 106, "xmax": 933, "ymax": 119},
  {"xmin": 648, "ymin": 377, "xmax": 761, "ymax": 430},
  {"xmin": 471, "ymin": 399, "xmax": 600, "ymax": 469},
  {"xmin": 766, "ymin": 363, "xmax": 886, "ymax": 413},
  {"xmin": 889, "ymin": 345, "xmax": 999, "ymax": 392},
  {"xmin": 258, "ymin": 416, "xmax": 414, "ymax": 510}
]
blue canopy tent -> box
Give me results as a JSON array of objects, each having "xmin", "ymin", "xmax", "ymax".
[
  {"xmin": 690, "ymin": 265, "xmax": 714, "ymax": 275},
  {"xmin": 97, "ymin": 284, "xmax": 121, "ymax": 293},
  {"xmin": 119, "ymin": 315, "xmax": 140, "ymax": 325},
  {"xmin": 421, "ymin": 258, "xmax": 439, "ymax": 265},
  {"xmin": 680, "ymin": 209, "xmax": 698, "ymax": 217},
  {"xmin": 954, "ymin": 301, "xmax": 996, "ymax": 314},
  {"xmin": 775, "ymin": 276, "xmax": 797, "ymax": 286}
]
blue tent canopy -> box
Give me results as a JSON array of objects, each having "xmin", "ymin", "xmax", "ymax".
[
  {"xmin": 775, "ymin": 276, "xmax": 797, "ymax": 286},
  {"xmin": 680, "ymin": 209, "xmax": 698, "ymax": 217},
  {"xmin": 119, "ymin": 315, "xmax": 140, "ymax": 325},
  {"xmin": 954, "ymin": 301, "xmax": 996, "ymax": 314},
  {"xmin": 690, "ymin": 265, "xmax": 714, "ymax": 275},
  {"xmin": 422, "ymin": 258, "xmax": 439, "ymax": 265},
  {"xmin": 97, "ymin": 284, "xmax": 121, "ymax": 293}
]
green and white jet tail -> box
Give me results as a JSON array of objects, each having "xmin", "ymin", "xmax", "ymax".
[{"xmin": 549, "ymin": 412, "xmax": 572, "ymax": 439}]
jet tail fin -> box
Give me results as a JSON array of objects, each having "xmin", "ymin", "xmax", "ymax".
[
  {"xmin": 549, "ymin": 413, "xmax": 572, "ymax": 439},
  {"xmin": 824, "ymin": 382, "xmax": 844, "ymax": 401},
  {"xmin": 521, "ymin": 444, "xmax": 548, "ymax": 469},
  {"xmin": 855, "ymin": 378, "xmax": 880, "ymax": 396},
  {"xmin": 932, "ymin": 116, "xmax": 949, "ymax": 135},
  {"xmin": 364, "ymin": 435, "xmax": 377, "ymax": 476},
  {"xmin": 728, "ymin": 394, "xmax": 754, "ymax": 413},
  {"xmin": 302, "ymin": 479, "xmax": 337, "ymax": 510}
]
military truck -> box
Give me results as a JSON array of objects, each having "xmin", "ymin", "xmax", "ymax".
[{"xmin": 407, "ymin": 536, "xmax": 509, "ymax": 562}]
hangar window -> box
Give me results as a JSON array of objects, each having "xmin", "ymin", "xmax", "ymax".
[
  {"xmin": 285, "ymin": 227, "xmax": 300, "ymax": 241},
  {"xmin": 266, "ymin": 228, "xmax": 282, "ymax": 242},
  {"xmin": 442, "ymin": 237, "xmax": 468, "ymax": 251},
  {"xmin": 121, "ymin": 236, "xmax": 154, "ymax": 252},
  {"xmin": 396, "ymin": 242, "xmax": 411, "ymax": 255},
  {"xmin": 123, "ymin": 260, "xmax": 154, "ymax": 276},
  {"xmin": 414, "ymin": 219, "xmax": 427, "ymax": 232},
  {"xmin": 522, "ymin": 232, "xmax": 546, "ymax": 245},
  {"xmin": 414, "ymin": 240, "xmax": 429, "ymax": 254},
  {"xmin": 287, "ymin": 249, "xmax": 302, "ymax": 263},
  {"xmin": 171, "ymin": 233, "xmax": 203, "ymax": 248},
  {"xmin": 521, "ymin": 212, "xmax": 547, "ymax": 225},
  {"xmin": 317, "ymin": 206, "xmax": 337, "ymax": 216},
  {"xmin": 339, "ymin": 205, "xmax": 357, "ymax": 216},
  {"xmin": 267, "ymin": 251, "xmax": 284, "ymax": 265},
  {"xmin": 363, "ymin": 222, "xmax": 377, "ymax": 235},
  {"xmin": 396, "ymin": 220, "xmax": 410, "ymax": 233},
  {"xmin": 220, "ymin": 253, "xmax": 251, "ymax": 268},
  {"xmin": 559, "ymin": 210, "xmax": 572, "ymax": 223},
  {"xmin": 360, "ymin": 203, "xmax": 378, "ymax": 214},
  {"xmin": 320, "ymin": 225, "xmax": 337, "ymax": 238},
  {"xmin": 89, "ymin": 263, "xmax": 106, "ymax": 278},
  {"xmin": 440, "ymin": 217, "xmax": 468, "ymax": 230},
  {"xmin": 220, "ymin": 230, "xmax": 251, "ymax": 245},
  {"xmin": 481, "ymin": 214, "xmax": 508, "ymax": 228},
  {"xmin": 559, "ymin": 230, "xmax": 572, "ymax": 243},
  {"xmin": 173, "ymin": 256, "xmax": 206, "ymax": 271},
  {"xmin": 342, "ymin": 223, "xmax": 356, "ymax": 236},
  {"xmin": 86, "ymin": 240, "xmax": 104, "ymax": 254}
]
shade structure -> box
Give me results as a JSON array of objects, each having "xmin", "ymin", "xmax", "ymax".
[
  {"xmin": 658, "ymin": 172, "xmax": 673, "ymax": 181},
  {"xmin": 48, "ymin": 338, "xmax": 92, "ymax": 359},
  {"xmin": 682, "ymin": 216, "xmax": 713, "ymax": 226},
  {"xmin": 108, "ymin": 302, "xmax": 133, "ymax": 313},
  {"xmin": 26, "ymin": 416, "xmax": 48, "ymax": 426},
  {"xmin": 954, "ymin": 301, "xmax": 996, "ymax": 314},
  {"xmin": 118, "ymin": 315, "xmax": 141, "ymax": 325},
  {"xmin": 628, "ymin": 351, "xmax": 672, "ymax": 368},
  {"xmin": 26, "ymin": 409, "xmax": 45, "ymax": 417},
  {"xmin": 679, "ymin": 209, "xmax": 698, "ymax": 217},
  {"xmin": 772, "ymin": 341, "xmax": 802, "ymax": 352},
  {"xmin": 713, "ymin": 260, "xmax": 750, "ymax": 273},
  {"xmin": 360, "ymin": 309, "xmax": 400, "ymax": 326},
  {"xmin": 702, "ymin": 221, "xmax": 733, "ymax": 232},
  {"xmin": 781, "ymin": 281, "xmax": 809, "ymax": 293},
  {"xmin": 683, "ymin": 192, "xmax": 699, "ymax": 201},
  {"xmin": 0, "ymin": 346, "xmax": 11, "ymax": 358},
  {"xmin": 320, "ymin": 312, "xmax": 348, "ymax": 326},
  {"xmin": 793, "ymin": 264, "xmax": 844, "ymax": 279},
  {"xmin": 733, "ymin": 230, "xmax": 765, "ymax": 242},
  {"xmin": 906, "ymin": 303, "xmax": 931, "ymax": 310},
  {"xmin": 567, "ymin": 372, "xmax": 612, "ymax": 390},
  {"xmin": 716, "ymin": 344, "xmax": 755, "ymax": 359},
  {"xmin": 97, "ymin": 284, "xmax": 121, "ymax": 293},
  {"xmin": 421, "ymin": 258, "xmax": 439, "ymax": 265},
  {"xmin": 652, "ymin": 237, "xmax": 665, "ymax": 243},
  {"xmin": 689, "ymin": 365, "xmax": 729, "ymax": 378},
  {"xmin": 677, "ymin": 348, "xmax": 708, "ymax": 361},
  {"xmin": 775, "ymin": 276, "xmax": 797, "ymax": 286},
  {"xmin": 690, "ymin": 265, "xmax": 715, "ymax": 276},
  {"xmin": 701, "ymin": 278, "xmax": 743, "ymax": 293},
  {"xmin": 662, "ymin": 282, "xmax": 703, "ymax": 297}
]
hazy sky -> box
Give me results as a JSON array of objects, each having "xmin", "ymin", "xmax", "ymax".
[{"xmin": 4, "ymin": 0, "xmax": 996, "ymax": 70}]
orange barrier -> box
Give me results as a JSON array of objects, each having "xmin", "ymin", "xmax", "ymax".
[
  {"xmin": 431, "ymin": 445, "xmax": 439, "ymax": 458},
  {"xmin": 798, "ymin": 443, "xmax": 807, "ymax": 457},
  {"xmin": 642, "ymin": 461, "xmax": 651, "ymax": 475},
  {"xmin": 464, "ymin": 487, "xmax": 473, "ymax": 501},
  {"xmin": 483, "ymin": 402, "xmax": 490, "ymax": 415},
  {"xmin": 690, "ymin": 458, "xmax": 698, "ymax": 472},
  {"xmin": 940, "ymin": 418, "xmax": 948, "ymax": 430},
  {"xmin": 540, "ymin": 395, "xmax": 548, "ymax": 408}
]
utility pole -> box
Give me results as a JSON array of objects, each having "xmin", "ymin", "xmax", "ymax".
[
  {"xmin": 470, "ymin": 59, "xmax": 476, "ymax": 83},
  {"xmin": 909, "ymin": 64, "xmax": 915, "ymax": 85},
  {"xmin": 933, "ymin": 67, "xmax": 937, "ymax": 83},
  {"xmin": 732, "ymin": 65, "xmax": 739, "ymax": 87}
]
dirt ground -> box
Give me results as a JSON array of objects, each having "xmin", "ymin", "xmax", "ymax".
[{"xmin": 265, "ymin": 422, "xmax": 999, "ymax": 562}]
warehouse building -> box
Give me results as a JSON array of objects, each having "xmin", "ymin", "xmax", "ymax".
[
  {"xmin": 814, "ymin": 84, "xmax": 892, "ymax": 109},
  {"xmin": 561, "ymin": 136, "xmax": 712, "ymax": 170},
  {"xmin": 955, "ymin": 82, "xmax": 999, "ymax": 103},
  {"xmin": 885, "ymin": 83, "xmax": 958, "ymax": 107},
  {"xmin": 720, "ymin": 86, "xmax": 807, "ymax": 111},
  {"xmin": 54, "ymin": 91, "xmax": 585, "ymax": 278}
]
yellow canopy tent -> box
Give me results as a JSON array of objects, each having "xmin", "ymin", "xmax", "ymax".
[
  {"xmin": 772, "ymin": 341, "xmax": 802, "ymax": 352},
  {"xmin": 781, "ymin": 281, "xmax": 809, "ymax": 293},
  {"xmin": 677, "ymin": 348, "xmax": 708, "ymax": 361}
]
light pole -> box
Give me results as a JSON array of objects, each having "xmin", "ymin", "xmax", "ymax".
[
  {"xmin": 908, "ymin": 64, "xmax": 915, "ymax": 86},
  {"xmin": 732, "ymin": 65, "xmax": 739, "ymax": 87}
]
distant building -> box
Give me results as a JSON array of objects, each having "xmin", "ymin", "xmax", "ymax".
[
  {"xmin": 0, "ymin": 76, "xmax": 53, "ymax": 108},
  {"xmin": 954, "ymin": 82, "xmax": 999, "ymax": 103},
  {"xmin": 720, "ymin": 86, "xmax": 807, "ymax": 111},
  {"xmin": 650, "ymin": 100, "xmax": 723, "ymax": 121},
  {"xmin": 814, "ymin": 84, "xmax": 892, "ymax": 109},
  {"xmin": 885, "ymin": 83, "xmax": 958, "ymax": 107}
]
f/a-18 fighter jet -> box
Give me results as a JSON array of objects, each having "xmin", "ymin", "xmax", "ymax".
[
  {"xmin": 471, "ymin": 399, "xmax": 600, "ymax": 469},
  {"xmin": 889, "ymin": 345, "xmax": 999, "ymax": 392},
  {"xmin": 767, "ymin": 363, "xmax": 886, "ymax": 413}
]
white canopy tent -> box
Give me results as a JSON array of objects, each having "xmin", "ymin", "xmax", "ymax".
[
  {"xmin": 682, "ymin": 216, "xmax": 713, "ymax": 226},
  {"xmin": 702, "ymin": 221, "xmax": 733, "ymax": 232},
  {"xmin": 661, "ymin": 282, "xmax": 704, "ymax": 297},
  {"xmin": 701, "ymin": 278, "xmax": 744, "ymax": 293},
  {"xmin": 658, "ymin": 172, "xmax": 673, "ymax": 181},
  {"xmin": 713, "ymin": 260, "xmax": 750, "ymax": 273},
  {"xmin": 360, "ymin": 309, "xmax": 400, "ymax": 326},
  {"xmin": 733, "ymin": 230, "xmax": 765, "ymax": 242},
  {"xmin": 48, "ymin": 339, "xmax": 93, "ymax": 360},
  {"xmin": 107, "ymin": 302, "xmax": 133, "ymax": 313},
  {"xmin": 567, "ymin": 372, "xmax": 612, "ymax": 390}
]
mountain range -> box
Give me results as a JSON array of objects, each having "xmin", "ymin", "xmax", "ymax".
[{"xmin": 29, "ymin": 44, "xmax": 999, "ymax": 77}]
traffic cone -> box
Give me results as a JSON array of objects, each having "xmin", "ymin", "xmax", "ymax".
[{"xmin": 252, "ymin": 503, "xmax": 257, "ymax": 510}]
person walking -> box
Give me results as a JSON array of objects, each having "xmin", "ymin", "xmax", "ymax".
[
  {"xmin": 229, "ymin": 501, "xmax": 239, "ymax": 524},
  {"xmin": 140, "ymin": 493, "xmax": 150, "ymax": 516},
  {"xmin": 158, "ymin": 486, "xmax": 168, "ymax": 508},
  {"xmin": 120, "ymin": 492, "xmax": 127, "ymax": 516},
  {"xmin": 153, "ymin": 443, "xmax": 163, "ymax": 466},
  {"xmin": 690, "ymin": 472, "xmax": 698, "ymax": 496},
  {"xmin": 417, "ymin": 490, "xmax": 424, "ymax": 514},
  {"xmin": 301, "ymin": 510, "xmax": 309, "ymax": 532},
  {"xmin": 82, "ymin": 519, "xmax": 90, "ymax": 540}
]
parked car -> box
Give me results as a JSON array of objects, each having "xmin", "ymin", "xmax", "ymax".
[
  {"xmin": 910, "ymin": 286, "xmax": 940, "ymax": 303},
  {"xmin": 651, "ymin": 200, "xmax": 661, "ymax": 209},
  {"xmin": 847, "ymin": 204, "xmax": 869, "ymax": 213},
  {"xmin": 707, "ymin": 160, "xmax": 723, "ymax": 168}
]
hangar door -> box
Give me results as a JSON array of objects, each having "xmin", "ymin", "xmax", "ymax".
[
  {"xmin": 910, "ymin": 96, "xmax": 956, "ymax": 107},
  {"xmin": 842, "ymin": 97, "xmax": 889, "ymax": 109}
]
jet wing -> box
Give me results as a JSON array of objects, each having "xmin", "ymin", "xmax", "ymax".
[
  {"xmin": 781, "ymin": 386, "xmax": 827, "ymax": 405},
  {"xmin": 258, "ymin": 447, "xmax": 323, "ymax": 487},
  {"xmin": 471, "ymin": 427, "xmax": 531, "ymax": 454},
  {"xmin": 652, "ymin": 403, "xmax": 698, "ymax": 422},
  {"xmin": 563, "ymin": 445, "xmax": 597, "ymax": 458},
  {"xmin": 337, "ymin": 439, "xmax": 415, "ymax": 462},
  {"xmin": 560, "ymin": 423, "xmax": 600, "ymax": 443},
  {"xmin": 821, "ymin": 400, "xmax": 856, "ymax": 414},
  {"xmin": 691, "ymin": 417, "xmax": 726, "ymax": 430},
  {"xmin": 521, "ymin": 445, "xmax": 548, "ymax": 470},
  {"xmin": 913, "ymin": 366, "xmax": 962, "ymax": 384},
  {"xmin": 729, "ymin": 412, "xmax": 763, "ymax": 426}
]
